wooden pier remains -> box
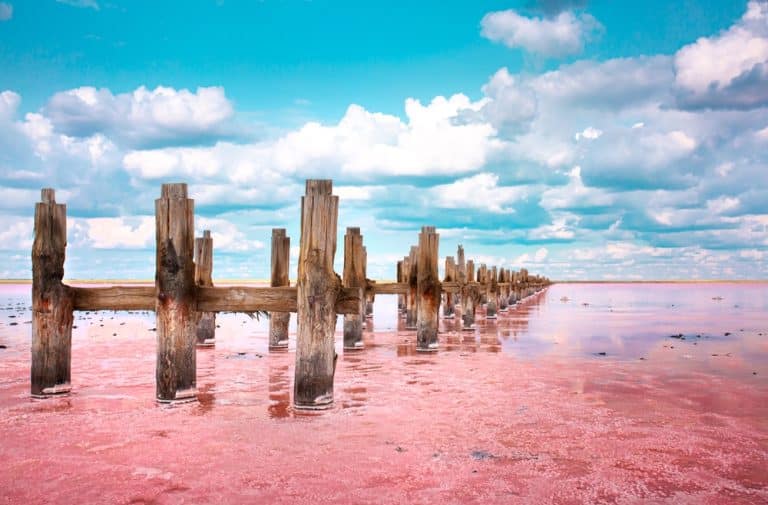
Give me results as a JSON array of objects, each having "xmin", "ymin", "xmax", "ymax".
[{"xmin": 29, "ymin": 180, "xmax": 550, "ymax": 406}]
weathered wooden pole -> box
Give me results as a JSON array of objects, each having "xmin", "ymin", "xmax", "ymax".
[
  {"xmin": 396, "ymin": 260, "xmax": 405, "ymax": 312},
  {"xmin": 31, "ymin": 189, "xmax": 73, "ymax": 398},
  {"xmin": 456, "ymin": 245, "xmax": 466, "ymax": 313},
  {"xmin": 499, "ymin": 268, "xmax": 509, "ymax": 312},
  {"xmin": 478, "ymin": 264, "xmax": 488, "ymax": 307},
  {"xmin": 269, "ymin": 228, "xmax": 291, "ymax": 349},
  {"xmin": 461, "ymin": 260, "xmax": 476, "ymax": 330},
  {"xmin": 405, "ymin": 245, "xmax": 418, "ymax": 329},
  {"xmin": 364, "ymin": 247, "xmax": 374, "ymax": 319},
  {"xmin": 401, "ymin": 255, "xmax": 411, "ymax": 318},
  {"xmin": 416, "ymin": 226, "xmax": 440, "ymax": 351},
  {"xmin": 343, "ymin": 227, "xmax": 365, "ymax": 350},
  {"xmin": 443, "ymin": 256, "xmax": 456, "ymax": 318},
  {"xmin": 294, "ymin": 180, "xmax": 340, "ymax": 410},
  {"xmin": 194, "ymin": 230, "xmax": 215, "ymax": 347},
  {"xmin": 487, "ymin": 266, "xmax": 498, "ymax": 319},
  {"xmin": 155, "ymin": 183, "xmax": 197, "ymax": 403}
]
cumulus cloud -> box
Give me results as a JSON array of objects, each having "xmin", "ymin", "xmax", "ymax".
[
  {"xmin": 481, "ymin": 8, "xmax": 602, "ymax": 57},
  {"xmin": 675, "ymin": 1, "xmax": 768, "ymax": 109},
  {"xmin": 123, "ymin": 94, "xmax": 503, "ymax": 183},
  {"xmin": 44, "ymin": 85, "xmax": 235, "ymax": 147},
  {"xmin": 429, "ymin": 173, "xmax": 528, "ymax": 213},
  {"xmin": 0, "ymin": 2, "xmax": 12, "ymax": 21}
]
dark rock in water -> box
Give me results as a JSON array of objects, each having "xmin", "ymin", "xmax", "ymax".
[
  {"xmin": 471, "ymin": 450, "xmax": 496, "ymax": 460},
  {"xmin": 669, "ymin": 334, "xmax": 685, "ymax": 339},
  {"xmin": 395, "ymin": 446, "xmax": 406, "ymax": 453},
  {"xmin": 0, "ymin": 344, "xmax": 7, "ymax": 349},
  {"xmin": 9, "ymin": 322, "xmax": 17, "ymax": 326},
  {"xmin": 754, "ymin": 372, "xmax": 758, "ymax": 375},
  {"xmin": 724, "ymin": 332, "xmax": 731, "ymax": 336},
  {"xmin": 639, "ymin": 357, "xmax": 646, "ymax": 360},
  {"xmin": 595, "ymin": 352, "xmax": 607, "ymax": 356}
]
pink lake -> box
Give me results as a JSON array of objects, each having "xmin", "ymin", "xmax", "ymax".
[{"xmin": 0, "ymin": 282, "xmax": 766, "ymax": 504}]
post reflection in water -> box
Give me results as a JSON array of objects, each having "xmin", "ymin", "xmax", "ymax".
[
  {"xmin": 267, "ymin": 361, "xmax": 290, "ymax": 419},
  {"xmin": 196, "ymin": 347, "xmax": 216, "ymax": 414}
]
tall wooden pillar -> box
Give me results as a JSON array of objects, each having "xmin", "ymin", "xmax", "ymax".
[
  {"xmin": 396, "ymin": 260, "xmax": 405, "ymax": 311},
  {"xmin": 499, "ymin": 268, "xmax": 509, "ymax": 311},
  {"xmin": 405, "ymin": 246, "xmax": 418, "ymax": 329},
  {"xmin": 31, "ymin": 189, "xmax": 73, "ymax": 398},
  {"xmin": 401, "ymin": 255, "xmax": 411, "ymax": 318},
  {"xmin": 364, "ymin": 247, "xmax": 374, "ymax": 319},
  {"xmin": 269, "ymin": 228, "xmax": 291, "ymax": 349},
  {"xmin": 195, "ymin": 230, "xmax": 215, "ymax": 347},
  {"xmin": 343, "ymin": 227, "xmax": 365, "ymax": 350},
  {"xmin": 294, "ymin": 180, "xmax": 340, "ymax": 410},
  {"xmin": 155, "ymin": 183, "xmax": 197, "ymax": 403},
  {"xmin": 487, "ymin": 266, "xmax": 498, "ymax": 319},
  {"xmin": 416, "ymin": 226, "xmax": 440, "ymax": 351},
  {"xmin": 443, "ymin": 256, "xmax": 456, "ymax": 318},
  {"xmin": 462, "ymin": 260, "xmax": 476, "ymax": 330}
]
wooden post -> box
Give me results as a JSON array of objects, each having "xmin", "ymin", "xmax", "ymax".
[
  {"xmin": 462, "ymin": 260, "xmax": 476, "ymax": 330},
  {"xmin": 269, "ymin": 228, "xmax": 291, "ymax": 349},
  {"xmin": 443, "ymin": 256, "xmax": 456, "ymax": 318},
  {"xmin": 396, "ymin": 260, "xmax": 405, "ymax": 311},
  {"xmin": 487, "ymin": 266, "xmax": 498, "ymax": 319},
  {"xmin": 499, "ymin": 268, "xmax": 509, "ymax": 312},
  {"xmin": 405, "ymin": 245, "xmax": 418, "ymax": 329},
  {"xmin": 294, "ymin": 180, "xmax": 340, "ymax": 410},
  {"xmin": 364, "ymin": 246, "xmax": 374, "ymax": 319},
  {"xmin": 31, "ymin": 189, "xmax": 73, "ymax": 398},
  {"xmin": 416, "ymin": 226, "xmax": 440, "ymax": 351},
  {"xmin": 401, "ymin": 255, "xmax": 410, "ymax": 318},
  {"xmin": 194, "ymin": 230, "xmax": 215, "ymax": 347},
  {"xmin": 343, "ymin": 227, "xmax": 365, "ymax": 350},
  {"xmin": 155, "ymin": 183, "xmax": 197, "ymax": 403}
]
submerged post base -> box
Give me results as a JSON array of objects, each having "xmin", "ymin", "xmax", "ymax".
[
  {"xmin": 196, "ymin": 339, "xmax": 215, "ymax": 348},
  {"xmin": 269, "ymin": 341, "xmax": 289, "ymax": 351},
  {"xmin": 31, "ymin": 383, "xmax": 72, "ymax": 399},
  {"xmin": 157, "ymin": 387, "xmax": 197, "ymax": 404},
  {"xmin": 343, "ymin": 342, "xmax": 365, "ymax": 351},
  {"xmin": 294, "ymin": 399, "xmax": 334, "ymax": 411}
]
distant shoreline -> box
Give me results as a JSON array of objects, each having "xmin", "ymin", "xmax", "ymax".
[{"xmin": 1, "ymin": 278, "xmax": 766, "ymax": 285}]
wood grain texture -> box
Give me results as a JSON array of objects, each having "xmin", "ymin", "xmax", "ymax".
[
  {"xmin": 72, "ymin": 286, "xmax": 155, "ymax": 311},
  {"xmin": 416, "ymin": 226, "xmax": 440, "ymax": 351},
  {"xmin": 155, "ymin": 183, "xmax": 197, "ymax": 403},
  {"xmin": 269, "ymin": 228, "xmax": 291, "ymax": 348},
  {"xmin": 195, "ymin": 230, "xmax": 215, "ymax": 345},
  {"xmin": 31, "ymin": 189, "xmax": 73, "ymax": 398},
  {"xmin": 294, "ymin": 179, "xmax": 340, "ymax": 409},
  {"xmin": 342, "ymin": 227, "xmax": 365, "ymax": 350}
]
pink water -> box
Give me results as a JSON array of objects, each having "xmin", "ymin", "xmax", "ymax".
[{"xmin": 0, "ymin": 282, "xmax": 766, "ymax": 504}]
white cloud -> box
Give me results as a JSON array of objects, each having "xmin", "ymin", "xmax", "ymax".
[
  {"xmin": 429, "ymin": 172, "xmax": 527, "ymax": 213},
  {"xmin": 481, "ymin": 9, "xmax": 601, "ymax": 57},
  {"xmin": 534, "ymin": 247, "xmax": 549, "ymax": 262},
  {"xmin": 70, "ymin": 216, "xmax": 154, "ymax": 249},
  {"xmin": 674, "ymin": 1, "xmax": 768, "ymax": 109},
  {"xmin": 45, "ymin": 85, "xmax": 234, "ymax": 145},
  {"xmin": 574, "ymin": 126, "xmax": 602, "ymax": 140},
  {"xmin": 0, "ymin": 2, "xmax": 12, "ymax": 21},
  {"xmin": 196, "ymin": 217, "xmax": 265, "ymax": 252},
  {"xmin": 0, "ymin": 216, "xmax": 32, "ymax": 250},
  {"xmin": 706, "ymin": 196, "xmax": 740, "ymax": 214},
  {"xmin": 124, "ymin": 94, "xmax": 503, "ymax": 182}
]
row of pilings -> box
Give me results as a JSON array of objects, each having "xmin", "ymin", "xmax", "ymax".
[{"xmin": 30, "ymin": 180, "xmax": 550, "ymax": 409}]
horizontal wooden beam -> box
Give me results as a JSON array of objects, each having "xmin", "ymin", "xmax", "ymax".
[
  {"xmin": 197, "ymin": 286, "xmax": 362, "ymax": 315},
  {"xmin": 371, "ymin": 282, "xmax": 408, "ymax": 295},
  {"xmin": 71, "ymin": 285, "xmax": 155, "ymax": 311},
  {"xmin": 71, "ymin": 285, "xmax": 362, "ymax": 315}
]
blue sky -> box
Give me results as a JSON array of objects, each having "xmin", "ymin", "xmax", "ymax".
[{"xmin": 0, "ymin": 0, "xmax": 766, "ymax": 280}]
